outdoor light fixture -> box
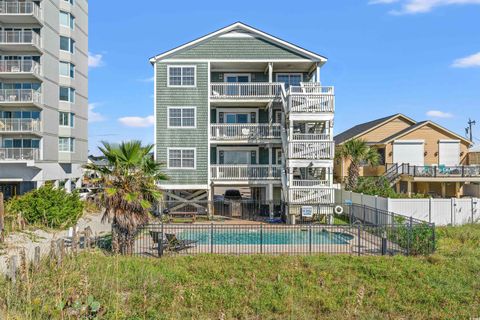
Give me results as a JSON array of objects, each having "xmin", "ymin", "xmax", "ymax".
[
  {"xmin": 424, "ymin": 151, "xmax": 428, "ymax": 157},
  {"xmin": 435, "ymin": 152, "xmax": 439, "ymax": 157}
]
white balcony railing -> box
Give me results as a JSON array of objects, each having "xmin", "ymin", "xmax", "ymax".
[
  {"xmin": 292, "ymin": 133, "xmax": 331, "ymax": 141},
  {"xmin": 288, "ymin": 94, "xmax": 335, "ymax": 113},
  {"xmin": 288, "ymin": 141, "xmax": 334, "ymax": 160},
  {"xmin": 0, "ymin": 60, "xmax": 40, "ymax": 75},
  {"xmin": 211, "ymin": 82, "xmax": 283, "ymax": 99},
  {"xmin": 0, "ymin": 30, "xmax": 40, "ymax": 46},
  {"xmin": 289, "ymin": 188, "xmax": 335, "ymax": 204},
  {"xmin": 0, "ymin": 118, "xmax": 41, "ymax": 132},
  {"xmin": 211, "ymin": 165, "xmax": 282, "ymax": 180},
  {"xmin": 0, "ymin": 148, "xmax": 39, "ymax": 161},
  {"xmin": 0, "ymin": 89, "xmax": 41, "ymax": 104},
  {"xmin": 289, "ymin": 84, "xmax": 334, "ymax": 95},
  {"xmin": 0, "ymin": 1, "xmax": 41, "ymax": 17},
  {"xmin": 291, "ymin": 180, "xmax": 330, "ymax": 188},
  {"xmin": 211, "ymin": 123, "xmax": 281, "ymax": 141}
]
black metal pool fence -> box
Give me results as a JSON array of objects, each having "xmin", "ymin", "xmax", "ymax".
[{"xmin": 133, "ymin": 200, "xmax": 435, "ymax": 257}]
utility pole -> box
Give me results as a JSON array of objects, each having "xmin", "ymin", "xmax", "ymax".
[{"xmin": 466, "ymin": 119, "xmax": 476, "ymax": 142}]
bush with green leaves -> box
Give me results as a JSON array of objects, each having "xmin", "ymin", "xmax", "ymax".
[
  {"xmin": 354, "ymin": 177, "xmax": 429, "ymax": 199},
  {"xmin": 7, "ymin": 185, "xmax": 84, "ymax": 229}
]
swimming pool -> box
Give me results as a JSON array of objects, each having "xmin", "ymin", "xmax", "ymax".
[{"xmin": 179, "ymin": 229, "xmax": 354, "ymax": 245}]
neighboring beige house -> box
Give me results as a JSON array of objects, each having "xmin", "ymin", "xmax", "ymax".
[{"xmin": 334, "ymin": 114, "xmax": 475, "ymax": 198}]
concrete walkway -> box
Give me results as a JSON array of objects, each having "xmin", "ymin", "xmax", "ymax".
[{"xmin": 0, "ymin": 213, "xmax": 111, "ymax": 275}]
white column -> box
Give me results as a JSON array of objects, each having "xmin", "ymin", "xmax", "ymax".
[
  {"xmin": 267, "ymin": 183, "xmax": 274, "ymax": 219},
  {"xmin": 268, "ymin": 62, "xmax": 273, "ymax": 83},
  {"xmin": 65, "ymin": 179, "xmax": 72, "ymax": 193},
  {"xmin": 316, "ymin": 63, "xmax": 321, "ymax": 84}
]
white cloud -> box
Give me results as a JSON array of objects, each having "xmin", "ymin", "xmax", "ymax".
[
  {"xmin": 88, "ymin": 103, "xmax": 106, "ymax": 122},
  {"xmin": 118, "ymin": 115, "xmax": 154, "ymax": 128},
  {"xmin": 88, "ymin": 52, "xmax": 104, "ymax": 68},
  {"xmin": 426, "ymin": 110, "xmax": 453, "ymax": 118},
  {"xmin": 452, "ymin": 52, "xmax": 480, "ymax": 68},
  {"xmin": 370, "ymin": 0, "xmax": 480, "ymax": 14},
  {"xmin": 138, "ymin": 76, "xmax": 155, "ymax": 82}
]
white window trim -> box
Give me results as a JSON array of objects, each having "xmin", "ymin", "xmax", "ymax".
[
  {"xmin": 59, "ymin": 112, "xmax": 75, "ymax": 128},
  {"xmin": 59, "ymin": 137, "xmax": 75, "ymax": 153},
  {"xmin": 224, "ymin": 73, "xmax": 251, "ymax": 82},
  {"xmin": 167, "ymin": 147, "xmax": 196, "ymax": 170},
  {"xmin": 59, "ymin": 61, "xmax": 75, "ymax": 79},
  {"xmin": 167, "ymin": 106, "xmax": 196, "ymax": 129},
  {"xmin": 167, "ymin": 65, "xmax": 197, "ymax": 88}
]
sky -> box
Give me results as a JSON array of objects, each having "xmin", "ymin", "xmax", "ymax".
[{"xmin": 87, "ymin": 0, "xmax": 480, "ymax": 155}]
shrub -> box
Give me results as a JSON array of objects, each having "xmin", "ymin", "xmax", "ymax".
[
  {"xmin": 354, "ymin": 177, "xmax": 429, "ymax": 199},
  {"xmin": 7, "ymin": 185, "xmax": 84, "ymax": 229}
]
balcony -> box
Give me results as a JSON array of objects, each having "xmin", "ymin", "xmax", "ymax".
[
  {"xmin": 398, "ymin": 164, "xmax": 480, "ymax": 179},
  {"xmin": 0, "ymin": 1, "xmax": 42, "ymax": 24},
  {"xmin": 288, "ymin": 141, "xmax": 335, "ymax": 160},
  {"xmin": 291, "ymin": 180, "xmax": 331, "ymax": 188},
  {"xmin": 210, "ymin": 82, "xmax": 283, "ymax": 105},
  {"xmin": 291, "ymin": 133, "xmax": 331, "ymax": 141},
  {"xmin": 289, "ymin": 188, "xmax": 335, "ymax": 204},
  {"xmin": 287, "ymin": 85, "xmax": 334, "ymax": 118},
  {"xmin": 0, "ymin": 148, "xmax": 39, "ymax": 161},
  {"xmin": 0, "ymin": 30, "xmax": 41, "ymax": 52},
  {"xmin": 0, "ymin": 118, "xmax": 41, "ymax": 133},
  {"xmin": 211, "ymin": 165, "xmax": 282, "ymax": 181},
  {"xmin": 210, "ymin": 123, "xmax": 281, "ymax": 143},
  {"xmin": 0, "ymin": 60, "xmax": 41, "ymax": 79},
  {"xmin": 0, "ymin": 89, "xmax": 42, "ymax": 106}
]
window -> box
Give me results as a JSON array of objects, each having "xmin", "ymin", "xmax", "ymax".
[
  {"xmin": 64, "ymin": 0, "xmax": 74, "ymax": 5},
  {"xmin": 168, "ymin": 107, "xmax": 196, "ymax": 128},
  {"xmin": 59, "ymin": 87, "xmax": 75, "ymax": 102},
  {"xmin": 167, "ymin": 66, "xmax": 196, "ymax": 87},
  {"xmin": 60, "ymin": 36, "xmax": 75, "ymax": 53},
  {"xmin": 59, "ymin": 112, "xmax": 74, "ymax": 127},
  {"xmin": 59, "ymin": 137, "xmax": 74, "ymax": 152},
  {"xmin": 2, "ymin": 139, "xmax": 39, "ymax": 149},
  {"xmin": 59, "ymin": 11, "xmax": 75, "ymax": 29},
  {"xmin": 59, "ymin": 61, "xmax": 75, "ymax": 78},
  {"xmin": 168, "ymin": 148, "xmax": 195, "ymax": 169},
  {"xmin": 276, "ymin": 73, "xmax": 303, "ymax": 88}
]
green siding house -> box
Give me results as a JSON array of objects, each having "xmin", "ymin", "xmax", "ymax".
[{"xmin": 150, "ymin": 22, "xmax": 336, "ymax": 221}]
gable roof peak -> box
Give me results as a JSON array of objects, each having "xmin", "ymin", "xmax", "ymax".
[{"xmin": 149, "ymin": 22, "xmax": 328, "ymax": 64}]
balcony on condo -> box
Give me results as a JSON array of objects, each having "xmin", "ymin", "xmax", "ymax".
[
  {"xmin": 0, "ymin": 136, "xmax": 40, "ymax": 161},
  {"xmin": 211, "ymin": 123, "xmax": 281, "ymax": 143},
  {"xmin": 0, "ymin": 87, "xmax": 42, "ymax": 106},
  {"xmin": 209, "ymin": 62, "xmax": 323, "ymax": 106},
  {"xmin": 0, "ymin": 29, "xmax": 41, "ymax": 52},
  {"xmin": 286, "ymin": 84, "xmax": 335, "ymax": 120},
  {"xmin": 288, "ymin": 141, "xmax": 335, "ymax": 160},
  {"xmin": 211, "ymin": 165, "xmax": 282, "ymax": 181},
  {"xmin": 0, "ymin": 59, "xmax": 41, "ymax": 79},
  {"xmin": 0, "ymin": 1, "xmax": 42, "ymax": 24},
  {"xmin": 0, "ymin": 117, "xmax": 41, "ymax": 133}
]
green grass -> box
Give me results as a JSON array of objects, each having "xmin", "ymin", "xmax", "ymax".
[{"xmin": 1, "ymin": 225, "xmax": 479, "ymax": 319}]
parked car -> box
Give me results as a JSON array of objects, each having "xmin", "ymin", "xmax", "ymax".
[{"xmin": 78, "ymin": 187, "xmax": 97, "ymax": 201}]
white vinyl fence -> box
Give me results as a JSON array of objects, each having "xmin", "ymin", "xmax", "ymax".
[{"xmin": 335, "ymin": 189, "xmax": 480, "ymax": 226}]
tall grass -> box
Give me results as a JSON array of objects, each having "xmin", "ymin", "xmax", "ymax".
[{"xmin": 0, "ymin": 225, "xmax": 479, "ymax": 319}]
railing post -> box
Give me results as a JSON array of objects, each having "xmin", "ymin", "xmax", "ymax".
[
  {"xmin": 357, "ymin": 225, "xmax": 361, "ymax": 256},
  {"xmin": 210, "ymin": 223, "xmax": 214, "ymax": 254},
  {"xmin": 260, "ymin": 224, "xmax": 263, "ymax": 254},
  {"xmin": 407, "ymin": 216, "xmax": 413, "ymax": 256},
  {"xmin": 158, "ymin": 223, "xmax": 164, "ymax": 257},
  {"xmin": 309, "ymin": 225, "xmax": 312, "ymax": 254}
]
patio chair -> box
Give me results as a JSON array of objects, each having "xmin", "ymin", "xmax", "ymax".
[
  {"xmin": 165, "ymin": 233, "xmax": 197, "ymax": 252},
  {"xmin": 438, "ymin": 164, "xmax": 450, "ymax": 175}
]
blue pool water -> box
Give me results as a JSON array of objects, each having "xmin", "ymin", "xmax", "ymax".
[{"xmin": 179, "ymin": 229, "xmax": 354, "ymax": 245}]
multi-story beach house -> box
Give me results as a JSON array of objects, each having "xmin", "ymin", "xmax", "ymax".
[
  {"xmin": 0, "ymin": 0, "xmax": 89, "ymax": 198},
  {"xmin": 151, "ymin": 22, "xmax": 335, "ymax": 221}
]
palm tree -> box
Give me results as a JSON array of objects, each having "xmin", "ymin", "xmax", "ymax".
[
  {"xmin": 336, "ymin": 139, "xmax": 380, "ymax": 191},
  {"xmin": 84, "ymin": 140, "xmax": 167, "ymax": 254}
]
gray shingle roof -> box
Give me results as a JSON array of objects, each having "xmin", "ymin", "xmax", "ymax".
[{"xmin": 334, "ymin": 114, "xmax": 403, "ymax": 145}]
